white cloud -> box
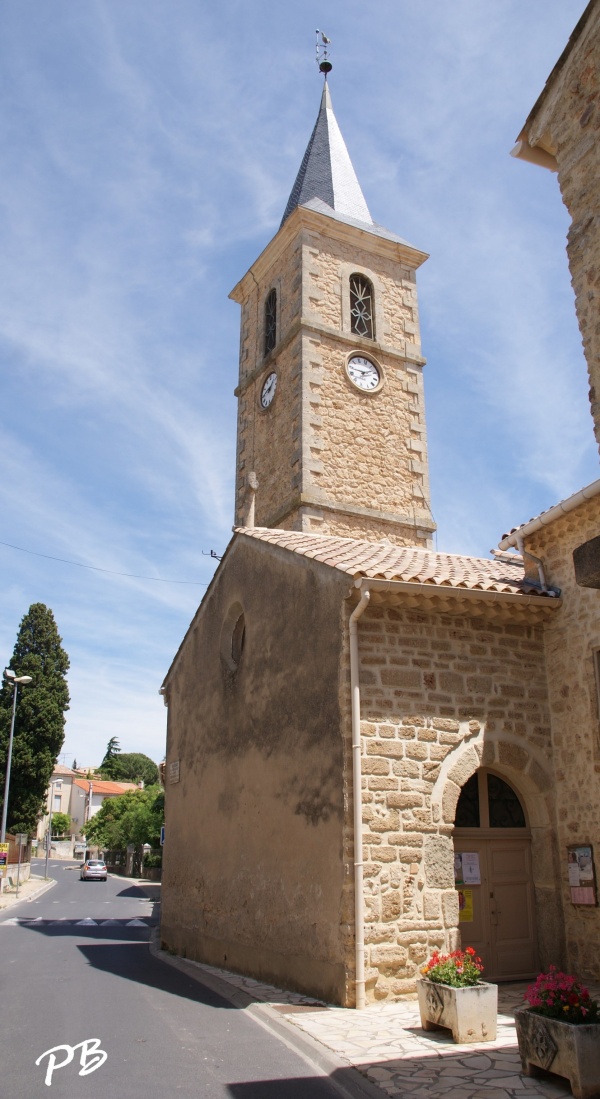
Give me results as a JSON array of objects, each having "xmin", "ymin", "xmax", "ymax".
[{"xmin": 0, "ymin": 0, "xmax": 596, "ymax": 766}]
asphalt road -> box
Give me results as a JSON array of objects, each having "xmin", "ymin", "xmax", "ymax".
[{"xmin": 0, "ymin": 859, "xmax": 370, "ymax": 1099}]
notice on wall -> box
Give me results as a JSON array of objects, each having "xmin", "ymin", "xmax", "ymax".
[
  {"xmin": 168, "ymin": 759, "xmax": 180, "ymax": 784},
  {"xmin": 458, "ymin": 888, "xmax": 474, "ymax": 923},
  {"xmin": 454, "ymin": 852, "xmax": 481, "ymax": 886},
  {"xmin": 567, "ymin": 845, "xmax": 597, "ymax": 906}
]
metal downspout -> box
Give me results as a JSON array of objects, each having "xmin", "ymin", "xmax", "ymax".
[
  {"xmin": 515, "ymin": 535, "xmax": 548, "ymax": 592},
  {"xmin": 349, "ymin": 587, "xmax": 371, "ymax": 1009}
]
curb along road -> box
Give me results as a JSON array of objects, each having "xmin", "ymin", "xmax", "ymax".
[{"xmin": 148, "ymin": 931, "xmax": 384, "ymax": 1099}]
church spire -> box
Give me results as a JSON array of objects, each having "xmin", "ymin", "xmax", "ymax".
[{"xmin": 280, "ymin": 79, "xmax": 373, "ymax": 228}]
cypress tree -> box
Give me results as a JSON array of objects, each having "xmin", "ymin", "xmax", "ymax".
[{"xmin": 0, "ymin": 604, "xmax": 70, "ymax": 833}]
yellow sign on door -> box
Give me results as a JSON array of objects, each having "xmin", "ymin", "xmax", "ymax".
[{"xmin": 458, "ymin": 888, "xmax": 474, "ymax": 923}]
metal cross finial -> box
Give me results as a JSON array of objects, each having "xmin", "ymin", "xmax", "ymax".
[{"xmin": 315, "ymin": 29, "xmax": 332, "ymax": 76}]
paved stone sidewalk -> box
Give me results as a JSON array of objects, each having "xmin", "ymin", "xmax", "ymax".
[
  {"xmin": 0, "ymin": 873, "xmax": 55, "ymax": 910},
  {"xmin": 179, "ymin": 957, "xmax": 600, "ymax": 1099}
]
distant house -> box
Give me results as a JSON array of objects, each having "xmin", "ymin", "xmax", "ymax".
[
  {"xmin": 37, "ymin": 769, "xmax": 138, "ymax": 840},
  {"xmin": 70, "ymin": 778, "xmax": 138, "ymax": 835},
  {"xmin": 36, "ymin": 764, "xmax": 79, "ymax": 841}
]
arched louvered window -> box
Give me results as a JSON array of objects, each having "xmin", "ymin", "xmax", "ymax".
[
  {"xmin": 455, "ymin": 770, "xmax": 527, "ymax": 829},
  {"xmin": 350, "ymin": 274, "xmax": 375, "ymax": 340},
  {"xmin": 264, "ymin": 289, "xmax": 277, "ymax": 356}
]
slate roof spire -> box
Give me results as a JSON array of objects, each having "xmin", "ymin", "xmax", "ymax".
[{"xmin": 280, "ymin": 78, "xmax": 373, "ymax": 228}]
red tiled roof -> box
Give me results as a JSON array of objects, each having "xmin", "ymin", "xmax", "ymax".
[
  {"xmin": 235, "ymin": 528, "xmax": 533, "ymax": 594},
  {"xmin": 73, "ymin": 779, "xmax": 138, "ymax": 796}
]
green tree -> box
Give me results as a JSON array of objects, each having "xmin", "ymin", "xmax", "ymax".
[
  {"xmin": 98, "ymin": 752, "xmax": 158, "ymax": 786},
  {"xmin": 83, "ymin": 786, "xmax": 164, "ymax": 849},
  {"xmin": 0, "ymin": 604, "xmax": 70, "ymax": 833},
  {"xmin": 50, "ymin": 811, "xmax": 72, "ymax": 837},
  {"xmin": 99, "ymin": 737, "xmax": 121, "ymax": 778}
]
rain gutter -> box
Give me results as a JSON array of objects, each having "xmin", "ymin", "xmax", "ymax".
[{"xmin": 498, "ymin": 479, "xmax": 600, "ymax": 551}]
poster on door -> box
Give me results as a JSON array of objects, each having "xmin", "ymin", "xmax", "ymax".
[
  {"xmin": 454, "ymin": 852, "xmax": 481, "ymax": 885},
  {"xmin": 458, "ymin": 888, "xmax": 474, "ymax": 922},
  {"xmin": 567, "ymin": 844, "xmax": 597, "ymax": 905}
]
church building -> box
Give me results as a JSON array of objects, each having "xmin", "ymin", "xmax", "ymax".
[{"xmin": 160, "ymin": 11, "xmax": 600, "ymax": 1008}]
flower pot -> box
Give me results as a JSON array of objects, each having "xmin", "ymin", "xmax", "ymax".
[
  {"xmin": 514, "ymin": 1007, "xmax": 600, "ymax": 1099},
  {"xmin": 416, "ymin": 978, "xmax": 497, "ymax": 1043}
]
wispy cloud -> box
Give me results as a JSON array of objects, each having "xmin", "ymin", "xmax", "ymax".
[{"xmin": 0, "ymin": 0, "xmax": 595, "ymax": 765}]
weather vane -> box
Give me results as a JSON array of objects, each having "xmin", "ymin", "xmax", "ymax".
[{"xmin": 315, "ymin": 30, "xmax": 332, "ymax": 76}]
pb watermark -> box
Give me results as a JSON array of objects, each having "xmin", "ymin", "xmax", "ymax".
[{"xmin": 35, "ymin": 1039, "xmax": 107, "ymax": 1086}]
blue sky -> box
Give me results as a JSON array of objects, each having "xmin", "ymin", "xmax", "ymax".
[{"xmin": 0, "ymin": 1, "xmax": 596, "ymax": 769}]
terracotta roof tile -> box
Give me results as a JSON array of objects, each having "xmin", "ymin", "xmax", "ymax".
[
  {"xmin": 235, "ymin": 528, "xmax": 536, "ymax": 596},
  {"xmin": 73, "ymin": 779, "xmax": 138, "ymax": 795}
]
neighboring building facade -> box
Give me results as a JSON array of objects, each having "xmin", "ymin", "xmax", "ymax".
[
  {"xmin": 513, "ymin": 0, "xmax": 600, "ymax": 455},
  {"xmin": 161, "ymin": 9, "xmax": 600, "ymax": 1007},
  {"xmin": 504, "ymin": 0, "xmax": 600, "ymax": 986}
]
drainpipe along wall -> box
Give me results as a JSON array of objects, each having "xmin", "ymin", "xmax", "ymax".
[{"xmin": 349, "ymin": 586, "xmax": 371, "ymax": 1009}]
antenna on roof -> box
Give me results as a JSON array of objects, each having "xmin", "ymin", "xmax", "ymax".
[{"xmin": 315, "ymin": 29, "xmax": 332, "ymax": 76}]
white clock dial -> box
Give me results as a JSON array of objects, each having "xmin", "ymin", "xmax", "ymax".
[
  {"xmin": 346, "ymin": 355, "xmax": 381, "ymax": 392},
  {"xmin": 260, "ymin": 371, "xmax": 277, "ymax": 409}
]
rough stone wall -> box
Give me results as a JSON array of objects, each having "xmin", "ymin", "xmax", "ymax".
[
  {"xmin": 236, "ymin": 334, "xmax": 303, "ymax": 530},
  {"xmin": 301, "ymin": 233, "xmax": 422, "ymax": 357},
  {"xmin": 525, "ymin": 495, "xmax": 600, "ymax": 980},
  {"xmin": 524, "ymin": 5, "xmax": 600, "ymax": 453},
  {"xmin": 342, "ymin": 599, "xmax": 561, "ymax": 1003},
  {"xmin": 280, "ymin": 506, "xmax": 430, "ymax": 546},
  {"xmin": 296, "ymin": 329, "xmax": 432, "ymax": 544},
  {"xmin": 161, "ymin": 538, "xmax": 350, "ymax": 1005},
  {"xmin": 234, "ymin": 237, "xmax": 303, "ymax": 527}
]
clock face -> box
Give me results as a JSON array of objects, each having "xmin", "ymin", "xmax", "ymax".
[
  {"xmin": 260, "ymin": 371, "xmax": 277, "ymax": 409},
  {"xmin": 346, "ymin": 355, "xmax": 381, "ymax": 392}
]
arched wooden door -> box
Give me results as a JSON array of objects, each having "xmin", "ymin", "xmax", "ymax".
[{"xmin": 453, "ymin": 769, "xmax": 538, "ymax": 981}]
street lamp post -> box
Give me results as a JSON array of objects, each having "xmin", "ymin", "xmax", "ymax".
[
  {"xmin": 1, "ymin": 669, "xmax": 32, "ymax": 895},
  {"xmin": 1, "ymin": 670, "xmax": 33, "ymax": 842},
  {"xmin": 44, "ymin": 783, "xmax": 55, "ymax": 880}
]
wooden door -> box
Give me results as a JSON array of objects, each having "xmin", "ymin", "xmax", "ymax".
[
  {"xmin": 454, "ymin": 837, "xmax": 538, "ymax": 980},
  {"xmin": 453, "ymin": 769, "xmax": 538, "ymax": 981}
]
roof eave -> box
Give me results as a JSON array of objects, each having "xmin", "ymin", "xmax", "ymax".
[
  {"xmin": 230, "ymin": 203, "xmax": 428, "ymax": 304},
  {"xmin": 498, "ymin": 478, "xmax": 600, "ymax": 550},
  {"xmin": 350, "ymin": 576, "xmax": 561, "ymax": 614}
]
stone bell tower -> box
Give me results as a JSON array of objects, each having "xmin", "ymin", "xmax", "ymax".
[{"xmin": 230, "ymin": 72, "xmax": 436, "ymax": 548}]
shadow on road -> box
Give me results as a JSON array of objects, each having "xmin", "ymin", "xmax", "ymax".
[
  {"xmin": 225, "ymin": 1071, "xmax": 368, "ymax": 1098},
  {"xmin": 77, "ymin": 941, "xmax": 240, "ymax": 1011}
]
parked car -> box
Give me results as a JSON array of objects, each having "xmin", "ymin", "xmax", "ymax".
[{"xmin": 80, "ymin": 859, "xmax": 107, "ymax": 881}]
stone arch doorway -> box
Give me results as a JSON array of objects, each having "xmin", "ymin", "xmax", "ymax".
[{"xmin": 453, "ymin": 768, "xmax": 539, "ymax": 981}]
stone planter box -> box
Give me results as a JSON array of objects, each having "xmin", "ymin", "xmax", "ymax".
[
  {"xmin": 416, "ymin": 978, "xmax": 497, "ymax": 1043},
  {"xmin": 514, "ymin": 1007, "xmax": 600, "ymax": 1099}
]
